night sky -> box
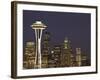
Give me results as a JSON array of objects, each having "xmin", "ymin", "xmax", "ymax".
[{"xmin": 23, "ymin": 10, "xmax": 91, "ymax": 58}]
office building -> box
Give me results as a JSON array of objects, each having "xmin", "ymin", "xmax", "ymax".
[
  {"xmin": 42, "ymin": 32, "xmax": 51, "ymax": 68},
  {"xmin": 23, "ymin": 41, "xmax": 36, "ymax": 69},
  {"xmin": 61, "ymin": 37, "xmax": 73, "ymax": 67},
  {"xmin": 76, "ymin": 48, "xmax": 82, "ymax": 66}
]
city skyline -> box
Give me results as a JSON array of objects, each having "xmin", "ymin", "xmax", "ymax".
[
  {"xmin": 23, "ymin": 31, "xmax": 90, "ymax": 69},
  {"xmin": 23, "ymin": 10, "xmax": 91, "ymax": 59}
]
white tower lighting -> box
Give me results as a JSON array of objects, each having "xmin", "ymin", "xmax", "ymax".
[{"xmin": 31, "ymin": 21, "xmax": 47, "ymax": 68}]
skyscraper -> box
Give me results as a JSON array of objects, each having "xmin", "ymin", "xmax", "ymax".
[
  {"xmin": 51, "ymin": 45, "xmax": 61, "ymax": 67},
  {"xmin": 42, "ymin": 32, "xmax": 51, "ymax": 68},
  {"xmin": 76, "ymin": 48, "xmax": 81, "ymax": 66},
  {"xmin": 61, "ymin": 37, "xmax": 72, "ymax": 67}
]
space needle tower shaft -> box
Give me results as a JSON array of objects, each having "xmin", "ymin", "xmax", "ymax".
[{"xmin": 31, "ymin": 21, "xmax": 47, "ymax": 68}]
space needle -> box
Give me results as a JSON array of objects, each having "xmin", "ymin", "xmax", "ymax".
[{"xmin": 31, "ymin": 21, "xmax": 47, "ymax": 68}]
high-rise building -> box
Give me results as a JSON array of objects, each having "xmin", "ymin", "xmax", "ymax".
[
  {"xmin": 48, "ymin": 50, "xmax": 56, "ymax": 68},
  {"xmin": 23, "ymin": 41, "xmax": 36, "ymax": 69},
  {"xmin": 61, "ymin": 37, "xmax": 72, "ymax": 67},
  {"xmin": 42, "ymin": 32, "xmax": 51, "ymax": 68},
  {"xmin": 23, "ymin": 33, "xmax": 88, "ymax": 68},
  {"xmin": 50, "ymin": 45, "xmax": 61, "ymax": 67},
  {"xmin": 76, "ymin": 48, "xmax": 81, "ymax": 66}
]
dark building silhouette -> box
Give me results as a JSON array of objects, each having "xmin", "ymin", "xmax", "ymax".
[{"xmin": 41, "ymin": 32, "xmax": 51, "ymax": 68}]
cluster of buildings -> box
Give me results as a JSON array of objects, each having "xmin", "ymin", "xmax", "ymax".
[{"xmin": 23, "ymin": 31, "xmax": 90, "ymax": 69}]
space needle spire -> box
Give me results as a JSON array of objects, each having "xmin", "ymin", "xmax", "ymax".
[{"xmin": 31, "ymin": 21, "xmax": 47, "ymax": 68}]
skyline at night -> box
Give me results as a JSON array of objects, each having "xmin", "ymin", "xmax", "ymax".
[{"xmin": 23, "ymin": 10, "xmax": 91, "ymax": 59}]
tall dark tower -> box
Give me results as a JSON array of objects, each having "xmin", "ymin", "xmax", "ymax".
[
  {"xmin": 42, "ymin": 31, "xmax": 51, "ymax": 68},
  {"xmin": 61, "ymin": 37, "xmax": 73, "ymax": 67}
]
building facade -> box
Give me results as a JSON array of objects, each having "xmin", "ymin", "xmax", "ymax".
[
  {"xmin": 42, "ymin": 32, "xmax": 51, "ymax": 68},
  {"xmin": 61, "ymin": 37, "xmax": 73, "ymax": 67},
  {"xmin": 23, "ymin": 32, "xmax": 89, "ymax": 69},
  {"xmin": 23, "ymin": 42, "xmax": 36, "ymax": 69},
  {"xmin": 50, "ymin": 45, "xmax": 62, "ymax": 67},
  {"xmin": 76, "ymin": 48, "xmax": 82, "ymax": 66}
]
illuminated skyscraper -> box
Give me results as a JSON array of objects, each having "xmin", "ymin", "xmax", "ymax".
[
  {"xmin": 52, "ymin": 45, "xmax": 61, "ymax": 67},
  {"xmin": 31, "ymin": 21, "xmax": 47, "ymax": 68},
  {"xmin": 61, "ymin": 37, "xmax": 72, "ymax": 67},
  {"xmin": 76, "ymin": 48, "xmax": 81, "ymax": 66}
]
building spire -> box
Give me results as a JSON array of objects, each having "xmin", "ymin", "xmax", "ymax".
[
  {"xmin": 64, "ymin": 37, "xmax": 68, "ymax": 43},
  {"xmin": 64, "ymin": 37, "xmax": 69, "ymax": 49}
]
